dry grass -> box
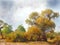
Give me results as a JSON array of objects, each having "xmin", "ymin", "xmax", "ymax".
[{"xmin": 0, "ymin": 41, "xmax": 51, "ymax": 45}]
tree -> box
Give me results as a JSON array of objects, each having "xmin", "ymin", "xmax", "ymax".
[
  {"xmin": 25, "ymin": 26, "xmax": 42, "ymax": 41},
  {"xmin": 36, "ymin": 17, "xmax": 55, "ymax": 31},
  {"xmin": 16, "ymin": 25, "xmax": 26, "ymax": 32},
  {"xmin": 0, "ymin": 20, "xmax": 7, "ymax": 39},
  {"xmin": 14, "ymin": 30, "xmax": 26, "ymax": 42},
  {"xmin": 25, "ymin": 12, "xmax": 39, "ymax": 25},
  {"xmin": 25, "ymin": 9, "xmax": 59, "ymax": 41},
  {"xmin": 46, "ymin": 30, "xmax": 56, "ymax": 39},
  {"xmin": 0, "ymin": 20, "xmax": 13, "ymax": 39},
  {"xmin": 6, "ymin": 25, "xmax": 26, "ymax": 42},
  {"xmin": 6, "ymin": 30, "xmax": 26, "ymax": 42},
  {"xmin": 41, "ymin": 9, "xmax": 59, "ymax": 20},
  {"xmin": 2, "ymin": 25, "xmax": 13, "ymax": 38}
]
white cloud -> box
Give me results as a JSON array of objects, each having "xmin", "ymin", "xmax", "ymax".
[
  {"xmin": 14, "ymin": 0, "xmax": 47, "ymax": 8},
  {"xmin": 13, "ymin": 0, "xmax": 46, "ymax": 28},
  {"xmin": 13, "ymin": 0, "xmax": 60, "ymax": 32},
  {"xmin": 0, "ymin": 0, "xmax": 60, "ymax": 32},
  {"xmin": 0, "ymin": 0, "xmax": 47, "ymax": 30},
  {"xmin": 12, "ymin": 0, "xmax": 47, "ymax": 30}
]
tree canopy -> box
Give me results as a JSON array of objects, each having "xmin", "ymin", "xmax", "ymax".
[
  {"xmin": 16, "ymin": 25, "xmax": 26, "ymax": 32},
  {"xmin": 25, "ymin": 9, "xmax": 59, "ymax": 32}
]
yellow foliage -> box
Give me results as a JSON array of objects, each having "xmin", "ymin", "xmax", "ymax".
[
  {"xmin": 6, "ymin": 30, "xmax": 26, "ymax": 42},
  {"xmin": 25, "ymin": 19, "xmax": 32, "ymax": 24},
  {"xmin": 27, "ymin": 26, "xmax": 42, "ymax": 34},
  {"xmin": 25, "ymin": 26, "xmax": 42, "ymax": 41},
  {"xmin": 47, "ymin": 32, "xmax": 60, "ymax": 43},
  {"xmin": 41, "ymin": 9, "xmax": 53, "ymax": 16},
  {"xmin": 36, "ymin": 17, "xmax": 55, "ymax": 28},
  {"xmin": 29, "ymin": 12, "xmax": 39, "ymax": 19},
  {"xmin": 36, "ymin": 17, "xmax": 44, "ymax": 24},
  {"xmin": 47, "ymin": 38, "xmax": 56, "ymax": 43},
  {"xmin": 6, "ymin": 32, "xmax": 16, "ymax": 42},
  {"xmin": 55, "ymin": 35, "xmax": 60, "ymax": 41}
]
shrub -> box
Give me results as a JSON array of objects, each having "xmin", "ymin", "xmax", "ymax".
[
  {"xmin": 5, "ymin": 30, "xmax": 26, "ymax": 42},
  {"xmin": 25, "ymin": 26, "xmax": 42, "ymax": 41}
]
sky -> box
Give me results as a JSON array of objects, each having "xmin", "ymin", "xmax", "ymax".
[{"xmin": 0, "ymin": 0, "xmax": 60, "ymax": 32}]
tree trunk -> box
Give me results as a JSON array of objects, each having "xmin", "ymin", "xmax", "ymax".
[
  {"xmin": 0, "ymin": 29, "xmax": 3, "ymax": 39},
  {"xmin": 42, "ymin": 31, "xmax": 47, "ymax": 41}
]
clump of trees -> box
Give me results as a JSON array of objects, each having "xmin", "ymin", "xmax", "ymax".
[
  {"xmin": 0, "ymin": 9, "xmax": 60, "ymax": 43},
  {"xmin": 5, "ymin": 25, "xmax": 26, "ymax": 42}
]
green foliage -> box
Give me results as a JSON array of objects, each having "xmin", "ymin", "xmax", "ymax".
[
  {"xmin": 16, "ymin": 25, "xmax": 26, "ymax": 32},
  {"xmin": 29, "ymin": 12, "xmax": 39, "ymax": 19},
  {"xmin": 14, "ymin": 30, "xmax": 26, "ymax": 42},
  {"xmin": 0, "ymin": 20, "xmax": 11, "ymax": 39},
  {"xmin": 25, "ymin": 19, "xmax": 33, "ymax": 25},
  {"xmin": 1, "ymin": 25, "xmax": 13, "ymax": 38},
  {"xmin": 46, "ymin": 32, "xmax": 56, "ymax": 39},
  {"xmin": 6, "ymin": 30, "xmax": 26, "ymax": 42},
  {"xmin": 2, "ymin": 25, "xmax": 13, "ymax": 34}
]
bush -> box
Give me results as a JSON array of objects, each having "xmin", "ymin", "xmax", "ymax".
[
  {"xmin": 5, "ymin": 30, "xmax": 26, "ymax": 42},
  {"xmin": 25, "ymin": 26, "xmax": 42, "ymax": 41}
]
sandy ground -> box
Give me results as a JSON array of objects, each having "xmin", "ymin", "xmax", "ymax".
[{"xmin": 0, "ymin": 41, "xmax": 51, "ymax": 45}]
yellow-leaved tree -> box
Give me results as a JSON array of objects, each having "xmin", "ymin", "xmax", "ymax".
[
  {"xmin": 25, "ymin": 9, "xmax": 59, "ymax": 41},
  {"xmin": 25, "ymin": 26, "xmax": 42, "ymax": 41}
]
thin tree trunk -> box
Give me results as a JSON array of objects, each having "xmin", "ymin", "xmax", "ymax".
[{"xmin": 0, "ymin": 29, "xmax": 3, "ymax": 39}]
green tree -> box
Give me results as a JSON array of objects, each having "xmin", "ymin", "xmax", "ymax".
[
  {"xmin": 6, "ymin": 30, "xmax": 26, "ymax": 42},
  {"xmin": 0, "ymin": 20, "xmax": 7, "ymax": 39},
  {"xmin": 16, "ymin": 25, "xmax": 26, "ymax": 32},
  {"xmin": 6, "ymin": 25, "xmax": 26, "ymax": 42},
  {"xmin": 2, "ymin": 25, "xmax": 13, "ymax": 34},
  {"xmin": 14, "ymin": 30, "xmax": 26, "ymax": 42}
]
